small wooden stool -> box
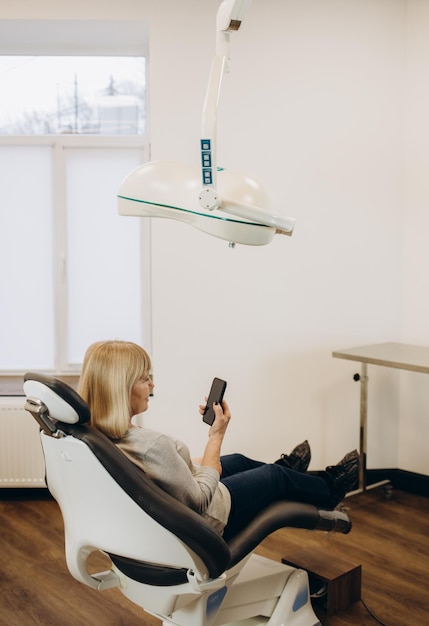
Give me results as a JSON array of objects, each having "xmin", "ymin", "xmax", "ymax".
[{"xmin": 282, "ymin": 547, "xmax": 361, "ymax": 616}]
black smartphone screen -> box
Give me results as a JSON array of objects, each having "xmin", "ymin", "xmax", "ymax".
[{"xmin": 203, "ymin": 377, "xmax": 227, "ymax": 425}]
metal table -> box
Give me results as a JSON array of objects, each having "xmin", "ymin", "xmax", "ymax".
[{"xmin": 332, "ymin": 342, "xmax": 429, "ymax": 492}]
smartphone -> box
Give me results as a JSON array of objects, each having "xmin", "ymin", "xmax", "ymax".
[{"xmin": 203, "ymin": 377, "xmax": 227, "ymax": 426}]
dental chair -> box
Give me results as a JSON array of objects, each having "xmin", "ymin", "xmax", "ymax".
[{"xmin": 23, "ymin": 372, "xmax": 352, "ymax": 626}]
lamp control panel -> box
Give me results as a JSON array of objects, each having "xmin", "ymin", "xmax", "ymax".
[{"xmin": 201, "ymin": 139, "xmax": 213, "ymax": 185}]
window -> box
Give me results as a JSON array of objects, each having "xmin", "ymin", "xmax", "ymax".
[
  {"xmin": 0, "ymin": 20, "xmax": 151, "ymax": 389},
  {"xmin": 0, "ymin": 55, "xmax": 146, "ymax": 135}
]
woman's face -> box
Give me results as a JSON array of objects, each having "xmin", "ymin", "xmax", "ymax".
[{"xmin": 130, "ymin": 373, "xmax": 154, "ymax": 416}]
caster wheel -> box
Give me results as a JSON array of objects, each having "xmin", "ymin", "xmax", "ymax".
[{"xmin": 383, "ymin": 484, "xmax": 393, "ymax": 500}]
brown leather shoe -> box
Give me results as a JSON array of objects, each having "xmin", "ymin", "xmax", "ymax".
[
  {"xmin": 325, "ymin": 449, "xmax": 359, "ymax": 503},
  {"xmin": 275, "ymin": 440, "xmax": 311, "ymax": 472}
]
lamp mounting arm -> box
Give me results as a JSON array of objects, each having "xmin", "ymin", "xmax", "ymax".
[
  {"xmin": 199, "ymin": 0, "xmax": 252, "ymax": 211},
  {"xmin": 216, "ymin": 0, "xmax": 251, "ymax": 58}
]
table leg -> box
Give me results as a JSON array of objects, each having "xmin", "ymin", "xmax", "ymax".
[
  {"xmin": 354, "ymin": 362, "xmax": 392, "ymax": 497},
  {"xmin": 358, "ymin": 363, "xmax": 368, "ymax": 491}
]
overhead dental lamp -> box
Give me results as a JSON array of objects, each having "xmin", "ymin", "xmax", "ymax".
[{"xmin": 118, "ymin": 0, "xmax": 296, "ymax": 246}]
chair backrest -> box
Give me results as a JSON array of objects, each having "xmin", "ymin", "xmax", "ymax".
[
  {"xmin": 23, "ymin": 372, "xmax": 352, "ymax": 588},
  {"xmin": 23, "ymin": 373, "xmax": 231, "ymax": 586}
]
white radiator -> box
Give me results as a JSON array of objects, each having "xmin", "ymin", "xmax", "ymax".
[{"xmin": 0, "ymin": 397, "xmax": 46, "ymax": 487}]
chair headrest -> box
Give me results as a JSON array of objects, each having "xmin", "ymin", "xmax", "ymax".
[{"xmin": 23, "ymin": 372, "xmax": 90, "ymax": 425}]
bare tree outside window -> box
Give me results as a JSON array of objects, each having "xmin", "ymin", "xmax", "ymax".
[{"xmin": 0, "ymin": 56, "xmax": 146, "ymax": 135}]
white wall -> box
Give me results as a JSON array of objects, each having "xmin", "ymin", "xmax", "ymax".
[
  {"xmin": 2, "ymin": 0, "xmax": 427, "ymax": 474},
  {"xmin": 148, "ymin": 0, "xmax": 406, "ymax": 471},
  {"xmin": 400, "ymin": 0, "xmax": 429, "ymax": 474}
]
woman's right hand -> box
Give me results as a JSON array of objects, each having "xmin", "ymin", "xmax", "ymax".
[
  {"xmin": 209, "ymin": 399, "xmax": 231, "ymax": 437},
  {"xmin": 199, "ymin": 399, "xmax": 231, "ymax": 474}
]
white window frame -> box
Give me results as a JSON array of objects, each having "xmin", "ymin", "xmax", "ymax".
[{"xmin": 0, "ymin": 20, "xmax": 151, "ymax": 393}]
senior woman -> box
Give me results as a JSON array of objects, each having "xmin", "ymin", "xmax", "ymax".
[{"xmin": 79, "ymin": 340, "xmax": 358, "ymax": 541}]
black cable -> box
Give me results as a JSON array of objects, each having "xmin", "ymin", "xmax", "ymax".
[{"xmin": 360, "ymin": 597, "xmax": 388, "ymax": 626}]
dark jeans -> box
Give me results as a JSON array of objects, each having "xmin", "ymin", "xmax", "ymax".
[{"xmin": 220, "ymin": 453, "xmax": 334, "ymax": 541}]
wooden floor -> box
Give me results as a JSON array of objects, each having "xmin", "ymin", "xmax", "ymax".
[{"xmin": 0, "ymin": 488, "xmax": 428, "ymax": 625}]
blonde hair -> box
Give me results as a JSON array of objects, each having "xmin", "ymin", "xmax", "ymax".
[{"xmin": 79, "ymin": 340, "xmax": 152, "ymax": 440}]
